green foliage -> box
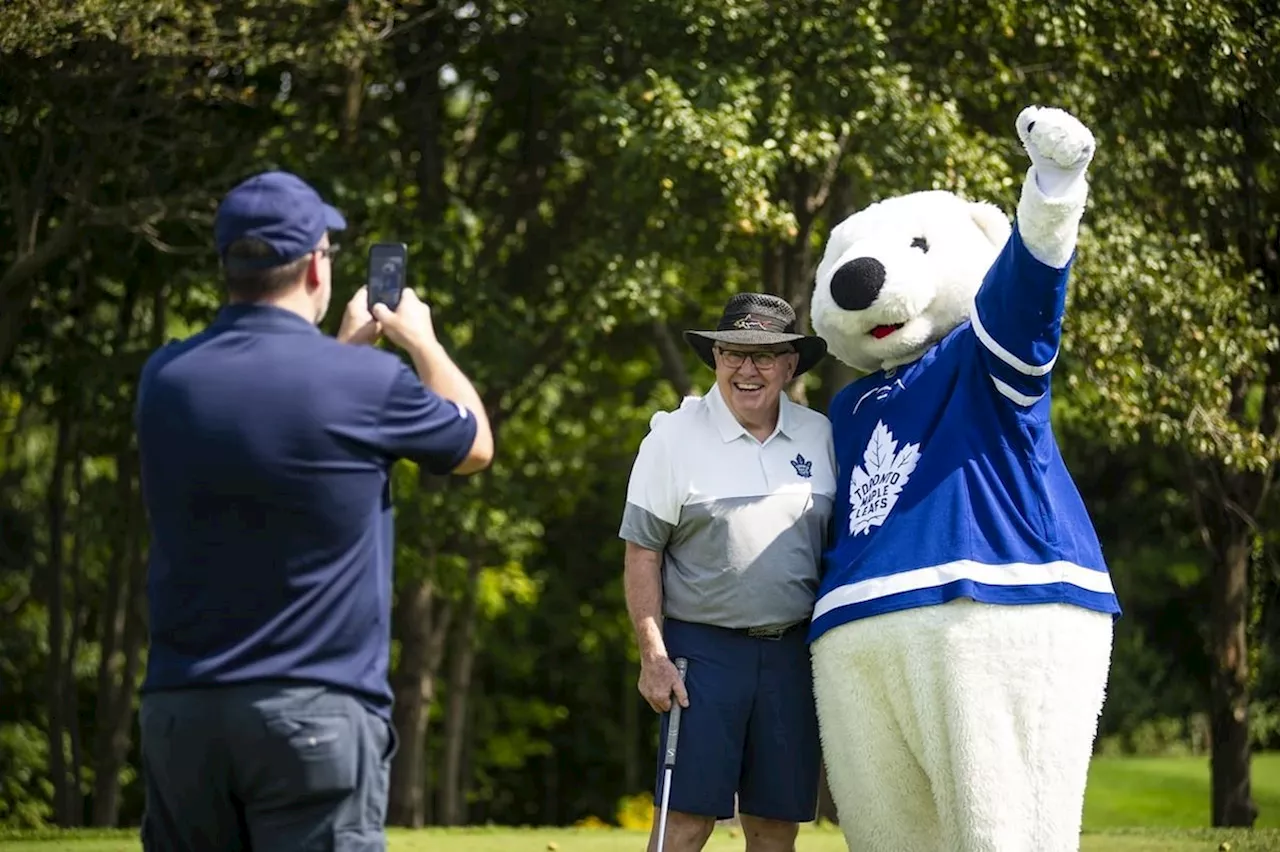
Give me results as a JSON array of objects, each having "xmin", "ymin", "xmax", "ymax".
[
  {"xmin": 1068, "ymin": 215, "xmax": 1278, "ymax": 470},
  {"xmin": 0, "ymin": 724, "xmax": 52, "ymax": 828},
  {"xmin": 477, "ymin": 562, "xmax": 541, "ymax": 621}
]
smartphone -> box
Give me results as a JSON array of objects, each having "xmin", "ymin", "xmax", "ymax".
[{"xmin": 367, "ymin": 242, "xmax": 408, "ymax": 312}]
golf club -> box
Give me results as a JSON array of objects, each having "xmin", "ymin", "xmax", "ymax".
[{"xmin": 655, "ymin": 656, "xmax": 688, "ymax": 852}]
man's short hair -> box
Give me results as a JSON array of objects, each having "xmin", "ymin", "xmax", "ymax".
[{"xmin": 223, "ymin": 238, "xmax": 311, "ymax": 301}]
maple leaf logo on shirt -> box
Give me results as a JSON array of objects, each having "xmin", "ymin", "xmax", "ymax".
[
  {"xmin": 790, "ymin": 453, "xmax": 813, "ymax": 478},
  {"xmin": 848, "ymin": 420, "xmax": 921, "ymax": 536}
]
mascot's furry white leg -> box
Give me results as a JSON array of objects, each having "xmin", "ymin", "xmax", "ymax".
[
  {"xmin": 812, "ymin": 106, "xmax": 1112, "ymax": 852},
  {"xmin": 813, "ymin": 601, "xmax": 1112, "ymax": 852}
]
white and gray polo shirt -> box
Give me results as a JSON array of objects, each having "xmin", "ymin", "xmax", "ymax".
[{"xmin": 619, "ymin": 384, "xmax": 837, "ymax": 630}]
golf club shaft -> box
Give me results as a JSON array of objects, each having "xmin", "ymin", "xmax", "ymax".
[
  {"xmin": 656, "ymin": 767, "xmax": 674, "ymax": 851},
  {"xmin": 656, "ymin": 656, "xmax": 688, "ymax": 852}
]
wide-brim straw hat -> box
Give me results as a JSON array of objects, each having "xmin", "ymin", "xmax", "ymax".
[{"xmin": 683, "ymin": 292, "xmax": 827, "ymax": 377}]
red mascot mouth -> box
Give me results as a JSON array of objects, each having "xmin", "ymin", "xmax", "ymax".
[{"xmin": 870, "ymin": 323, "xmax": 903, "ymax": 339}]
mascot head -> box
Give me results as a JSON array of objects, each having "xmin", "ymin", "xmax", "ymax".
[{"xmin": 810, "ymin": 189, "xmax": 1012, "ymax": 373}]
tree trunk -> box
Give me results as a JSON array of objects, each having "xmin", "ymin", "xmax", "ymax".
[
  {"xmin": 89, "ymin": 270, "xmax": 142, "ymax": 826},
  {"xmin": 340, "ymin": 1, "xmax": 365, "ymax": 152},
  {"xmin": 91, "ymin": 453, "xmax": 141, "ymax": 826},
  {"xmin": 1208, "ymin": 509, "xmax": 1258, "ymax": 827},
  {"xmin": 438, "ymin": 560, "xmax": 481, "ymax": 826},
  {"xmin": 86, "ymin": 283, "xmax": 165, "ymax": 827},
  {"xmin": 652, "ymin": 321, "xmax": 694, "ymax": 398},
  {"xmin": 98, "ymin": 541, "xmax": 148, "ymax": 826},
  {"xmin": 62, "ymin": 455, "xmax": 87, "ymax": 826},
  {"xmin": 44, "ymin": 414, "xmax": 71, "ymax": 826},
  {"xmin": 1191, "ymin": 457, "xmax": 1265, "ymax": 829},
  {"xmin": 91, "ymin": 468, "xmax": 128, "ymax": 783},
  {"xmin": 387, "ymin": 578, "xmax": 452, "ymax": 827},
  {"xmin": 90, "ymin": 495, "xmax": 130, "ymax": 824},
  {"xmin": 459, "ymin": 675, "xmax": 478, "ymax": 821},
  {"xmin": 623, "ymin": 660, "xmax": 639, "ymax": 795},
  {"xmin": 543, "ymin": 751, "xmax": 559, "ymax": 826}
]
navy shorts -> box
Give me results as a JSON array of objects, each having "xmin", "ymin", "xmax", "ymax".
[
  {"xmin": 139, "ymin": 681, "xmax": 398, "ymax": 852},
  {"xmin": 653, "ymin": 618, "xmax": 821, "ymax": 823}
]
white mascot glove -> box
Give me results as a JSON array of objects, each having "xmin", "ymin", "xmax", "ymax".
[{"xmin": 1016, "ymin": 106, "xmax": 1095, "ymax": 199}]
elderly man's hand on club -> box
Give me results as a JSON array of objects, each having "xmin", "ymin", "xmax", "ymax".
[{"xmin": 639, "ymin": 655, "xmax": 689, "ymax": 714}]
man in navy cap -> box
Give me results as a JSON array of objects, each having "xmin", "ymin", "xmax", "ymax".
[{"xmin": 133, "ymin": 170, "xmax": 493, "ymax": 851}]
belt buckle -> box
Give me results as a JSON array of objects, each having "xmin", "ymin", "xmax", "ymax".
[{"xmin": 746, "ymin": 625, "xmax": 787, "ymax": 640}]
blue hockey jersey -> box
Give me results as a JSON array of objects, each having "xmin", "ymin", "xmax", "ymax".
[{"xmin": 809, "ymin": 224, "xmax": 1121, "ymax": 644}]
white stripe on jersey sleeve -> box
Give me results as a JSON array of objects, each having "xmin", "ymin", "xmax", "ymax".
[
  {"xmin": 989, "ymin": 375, "xmax": 1045, "ymax": 407},
  {"xmin": 970, "ymin": 304, "xmax": 1058, "ymax": 376}
]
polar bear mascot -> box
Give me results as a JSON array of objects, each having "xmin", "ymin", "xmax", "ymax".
[{"xmin": 806, "ymin": 105, "xmax": 1119, "ymax": 852}]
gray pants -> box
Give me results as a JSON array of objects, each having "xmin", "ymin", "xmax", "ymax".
[{"xmin": 139, "ymin": 681, "xmax": 397, "ymax": 852}]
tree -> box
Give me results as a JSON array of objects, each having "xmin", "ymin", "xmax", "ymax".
[
  {"xmin": 874, "ymin": 0, "xmax": 1280, "ymax": 825},
  {"xmin": 1067, "ymin": 2, "xmax": 1280, "ymax": 825}
]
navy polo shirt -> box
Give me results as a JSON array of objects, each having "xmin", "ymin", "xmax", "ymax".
[{"xmin": 135, "ymin": 304, "xmax": 477, "ymax": 717}]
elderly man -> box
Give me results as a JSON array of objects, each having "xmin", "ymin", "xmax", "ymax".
[
  {"xmin": 134, "ymin": 170, "xmax": 493, "ymax": 851},
  {"xmin": 619, "ymin": 293, "xmax": 836, "ymax": 852}
]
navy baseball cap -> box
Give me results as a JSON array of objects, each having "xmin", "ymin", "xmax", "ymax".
[{"xmin": 215, "ymin": 171, "xmax": 347, "ymax": 269}]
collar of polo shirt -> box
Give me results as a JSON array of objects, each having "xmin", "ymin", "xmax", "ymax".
[{"xmin": 706, "ymin": 383, "xmax": 793, "ymax": 444}]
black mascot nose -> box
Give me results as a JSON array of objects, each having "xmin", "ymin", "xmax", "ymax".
[{"xmin": 829, "ymin": 257, "xmax": 886, "ymax": 311}]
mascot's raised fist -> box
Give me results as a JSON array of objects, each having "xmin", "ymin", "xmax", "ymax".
[{"xmin": 1015, "ymin": 106, "xmax": 1095, "ymax": 199}]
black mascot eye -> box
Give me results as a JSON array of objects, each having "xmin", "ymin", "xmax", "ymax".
[{"xmin": 911, "ymin": 236, "xmax": 930, "ymax": 253}]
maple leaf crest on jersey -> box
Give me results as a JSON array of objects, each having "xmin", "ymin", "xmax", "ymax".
[{"xmin": 848, "ymin": 420, "xmax": 920, "ymax": 536}]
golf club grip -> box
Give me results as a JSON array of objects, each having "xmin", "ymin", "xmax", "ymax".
[{"xmin": 663, "ymin": 657, "xmax": 689, "ymax": 767}]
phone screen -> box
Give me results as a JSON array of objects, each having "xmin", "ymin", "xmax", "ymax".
[{"xmin": 367, "ymin": 243, "xmax": 408, "ymax": 311}]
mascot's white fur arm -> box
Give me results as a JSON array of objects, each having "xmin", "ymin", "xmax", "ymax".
[
  {"xmin": 808, "ymin": 106, "xmax": 1115, "ymax": 852},
  {"xmin": 1015, "ymin": 105, "xmax": 1095, "ymax": 268}
]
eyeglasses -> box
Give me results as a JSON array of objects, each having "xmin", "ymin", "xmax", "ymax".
[
  {"xmin": 714, "ymin": 346, "xmax": 795, "ymax": 369},
  {"xmin": 315, "ymin": 244, "xmax": 341, "ymax": 259}
]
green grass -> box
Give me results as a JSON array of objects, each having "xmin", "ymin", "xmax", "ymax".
[
  {"xmin": 1084, "ymin": 753, "xmax": 1280, "ymax": 830},
  {"xmin": 8, "ymin": 755, "xmax": 1280, "ymax": 851},
  {"xmin": 4, "ymin": 826, "xmax": 1280, "ymax": 852}
]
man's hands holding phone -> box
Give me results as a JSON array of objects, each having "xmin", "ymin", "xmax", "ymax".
[
  {"xmin": 336, "ymin": 280, "xmax": 494, "ymax": 476},
  {"xmin": 336, "ymin": 286, "xmax": 439, "ymax": 354},
  {"xmin": 337, "ymin": 286, "xmax": 381, "ymax": 346},
  {"xmin": 370, "ymin": 289, "xmax": 439, "ymax": 354}
]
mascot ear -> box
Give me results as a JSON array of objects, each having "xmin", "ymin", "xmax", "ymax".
[{"xmin": 969, "ymin": 201, "xmax": 1012, "ymax": 249}]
